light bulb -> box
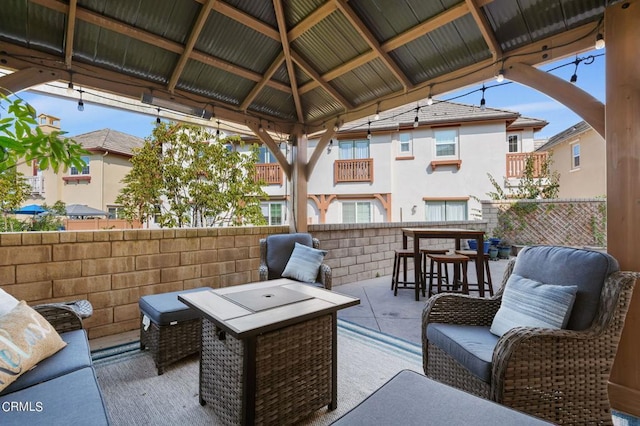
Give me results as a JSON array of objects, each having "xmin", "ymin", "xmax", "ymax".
[
  {"xmin": 595, "ymin": 33, "xmax": 605, "ymax": 50},
  {"xmin": 496, "ymin": 70, "xmax": 505, "ymax": 83},
  {"xmin": 66, "ymin": 82, "xmax": 74, "ymax": 95},
  {"xmin": 570, "ymin": 74, "xmax": 578, "ymax": 84},
  {"xmin": 480, "ymin": 98, "xmax": 486, "ymax": 111},
  {"xmin": 413, "ymin": 115, "xmax": 419, "ymax": 128},
  {"xmin": 426, "ymin": 96, "xmax": 433, "ymax": 106},
  {"xmin": 77, "ymin": 99, "xmax": 84, "ymax": 112}
]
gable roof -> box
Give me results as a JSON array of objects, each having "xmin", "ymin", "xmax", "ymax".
[
  {"xmin": 72, "ymin": 129, "xmax": 145, "ymax": 157},
  {"xmin": 536, "ymin": 121, "xmax": 591, "ymax": 151}
]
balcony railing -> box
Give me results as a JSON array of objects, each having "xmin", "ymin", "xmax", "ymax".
[
  {"xmin": 334, "ymin": 158, "xmax": 374, "ymax": 183},
  {"xmin": 27, "ymin": 176, "xmax": 45, "ymax": 194},
  {"xmin": 255, "ymin": 163, "xmax": 283, "ymax": 185},
  {"xmin": 506, "ymin": 152, "xmax": 548, "ymax": 178}
]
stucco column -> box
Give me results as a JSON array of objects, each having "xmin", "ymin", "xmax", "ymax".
[{"xmin": 605, "ymin": 0, "xmax": 640, "ymax": 417}]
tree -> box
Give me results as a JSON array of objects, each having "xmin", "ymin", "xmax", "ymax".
[
  {"xmin": 118, "ymin": 122, "xmax": 267, "ymax": 228},
  {"xmin": 0, "ymin": 92, "xmax": 88, "ymax": 174},
  {"xmin": 29, "ymin": 201, "xmax": 66, "ymax": 231},
  {"xmin": 486, "ymin": 153, "xmax": 560, "ymax": 200},
  {"xmin": 0, "ymin": 168, "xmax": 31, "ymax": 231}
]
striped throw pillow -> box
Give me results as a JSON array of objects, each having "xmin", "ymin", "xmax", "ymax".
[
  {"xmin": 490, "ymin": 274, "xmax": 578, "ymax": 337},
  {"xmin": 281, "ymin": 242, "xmax": 327, "ymax": 283}
]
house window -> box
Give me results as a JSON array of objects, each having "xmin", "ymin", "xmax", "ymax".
[
  {"xmin": 425, "ymin": 200, "xmax": 467, "ymax": 221},
  {"xmin": 508, "ymin": 134, "xmax": 519, "ymax": 153},
  {"xmin": 70, "ymin": 156, "xmax": 90, "ymax": 175},
  {"xmin": 258, "ymin": 146, "xmax": 277, "ymax": 164},
  {"xmin": 261, "ymin": 202, "xmax": 284, "ymax": 225},
  {"xmin": 339, "ymin": 140, "xmax": 369, "ymax": 159},
  {"xmin": 572, "ymin": 143, "xmax": 580, "ymax": 169},
  {"xmin": 399, "ymin": 132, "xmax": 412, "ymax": 154},
  {"xmin": 342, "ymin": 202, "xmax": 371, "ymax": 224},
  {"xmin": 108, "ymin": 206, "xmax": 123, "ymax": 219},
  {"xmin": 434, "ymin": 129, "xmax": 457, "ymax": 157}
]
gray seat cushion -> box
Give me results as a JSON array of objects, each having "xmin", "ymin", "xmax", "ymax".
[
  {"xmin": 265, "ymin": 233, "xmax": 313, "ymax": 280},
  {"xmin": 0, "ymin": 367, "xmax": 109, "ymax": 426},
  {"xmin": 0, "ymin": 329, "xmax": 92, "ymax": 396},
  {"xmin": 426, "ymin": 324, "xmax": 498, "ymax": 382},
  {"xmin": 139, "ymin": 287, "xmax": 212, "ymax": 326},
  {"xmin": 331, "ymin": 370, "xmax": 551, "ymax": 425},
  {"xmin": 514, "ymin": 246, "xmax": 619, "ymax": 330}
]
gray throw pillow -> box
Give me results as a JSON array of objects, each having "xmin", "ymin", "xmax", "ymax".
[
  {"xmin": 490, "ymin": 274, "xmax": 578, "ymax": 337},
  {"xmin": 281, "ymin": 242, "xmax": 327, "ymax": 283}
]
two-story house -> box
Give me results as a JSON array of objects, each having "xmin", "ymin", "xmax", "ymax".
[
  {"xmin": 20, "ymin": 114, "xmax": 146, "ymax": 217},
  {"xmin": 535, "ymin": 121, "xmax": 605, "ymax": 198},
  {"xmin": 255, "ymin": 100, "xmax": 547, "ymax": 225}
]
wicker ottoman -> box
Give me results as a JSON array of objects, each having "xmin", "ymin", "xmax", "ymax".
[{"xmin": 139, "ymin": 287, "xmax": 211, "ymax": 375}]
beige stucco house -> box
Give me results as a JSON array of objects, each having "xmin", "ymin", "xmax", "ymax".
[{"xmin": 536, "ymin": 121, "xmax": 606, "ymax": 198}]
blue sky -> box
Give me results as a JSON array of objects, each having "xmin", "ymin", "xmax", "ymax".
[{"xmin": 18, "ymin": 50, "xmax": 605, "ymax": 141}]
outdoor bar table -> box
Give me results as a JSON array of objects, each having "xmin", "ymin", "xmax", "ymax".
[{"xmin": 401, "ymin": 227, "xmax": 486, "ymax": 301}]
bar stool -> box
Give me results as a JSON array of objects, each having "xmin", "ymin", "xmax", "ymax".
[
  {"xmin": 454, "ymin": 250, "xmax": 494, "ymax": 296},
  {"xmin": 426, "ymin": 253, "xmax": 470, "ymax": 296},
  {"xmin": 391, "ymin": 249, "xmax": 422, "ymax": 296},
  {"xmin": 420, "ymin": 249, "xmax": 449, "ymax": 289}
]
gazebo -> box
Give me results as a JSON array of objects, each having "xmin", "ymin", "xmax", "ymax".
[{"xmin": 0, "ymin": 0, "xmax": 638, "ymax": 416}]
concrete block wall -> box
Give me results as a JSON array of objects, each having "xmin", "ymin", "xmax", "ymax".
[{"xmin": 0, "ymin": 221, "xmax": 489, "ymax": 339}]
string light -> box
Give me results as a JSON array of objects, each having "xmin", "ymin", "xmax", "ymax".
[
  {"xmin": 374, "ymin": 104, "xmax": 380, "ymax": 121},
  {"xmin": 595, "ymin": 33, "xmax": 605, "ymax": 50},
  {"xmin": 413, "ymin": 107, "xmax": 419, "ymax": 128},
  {"xmin": 496, "ymin": 69, "xmax": 505, "ymax": 83},
  {"xmin": 570, "ymin": 56, "xmax": 579, "ymax": 83},
  {"xmin": 77, "ymin": 90, "xmax": 84, "ymax": 111},
  {"xmin": 66, "ymin": 81, "xmax": 74, "ymax": 95},
  {"xmin": 426, "ymin": 85, "xmax": 433, "ymax": 106},
  {"xmin": 479, "ymin": 85, "xmax": 486, "ymax": 110},
  {"xmin": 367, "ymin": 121, "xmax": 372, "ymax": 139},
  {"xmin": 216, "ymin": 120, "xmax": 220, "ymax": 137},
  {"xmin": 156, "ymin": 108, "xmax": 161, "ymax": 125}
]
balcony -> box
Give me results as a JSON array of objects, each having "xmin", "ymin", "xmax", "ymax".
[
  {"xmin": 27, "ymin": 175, "xmax": 45, "ymax": 194},
  {"xmin": 334, "ymin": 158, "xmax": 374, "ymax": 184},
  {"xmin": 506, "ymin": 152, "xmax": 548, "ymax": 178},
  {"xmin": 255, "ymin": 163, "xmax": 283, "ymax": 185}
]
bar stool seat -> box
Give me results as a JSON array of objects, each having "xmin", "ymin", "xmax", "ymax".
[
  {"xmin": 392, "ymin": 249, "xmax": 421, "ymax": 296},
  {"xmin": 426, "ymin": 253, "xmax": 470, "ymax": 296},
  {"xmin": 454, "ymin": 250, "xmax": 494, "ymax": 297},
  {"xmin": 420, "ymin": 249, "xmax": 449, "ymax": 289}
]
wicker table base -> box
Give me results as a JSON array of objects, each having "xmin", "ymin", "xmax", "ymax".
[{"xmin": 200, "ymin": 314, "xmax": 333, "ymax": 425}]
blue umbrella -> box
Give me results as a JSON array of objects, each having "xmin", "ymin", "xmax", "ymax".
[{"xmin": 14, "ymin": 204, "xmax": 48, "ymax": 215}]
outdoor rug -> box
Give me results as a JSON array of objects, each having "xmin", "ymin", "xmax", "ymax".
[{"xmin": 92, "ymin": 319, "xmax": 423, "ymax": 426}]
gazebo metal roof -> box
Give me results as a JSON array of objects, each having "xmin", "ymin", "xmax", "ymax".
[{"xmin": 0, "ymin": 0, "xmax": 607, "ymax": 135}]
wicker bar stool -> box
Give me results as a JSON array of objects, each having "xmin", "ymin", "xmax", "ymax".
[
  {"xmin": 392, "ymin": 249, "xmax": 422, "ymax": 296},
  {"xmin": 455, "ymin": 250, "xmax": 494, "ymax": 297},
  {"xmin": 426, "ymin": 253, "xmax": 470, "ymax": 296},
  {"xmin": 420, "ymin": 249, "xmax": 449, "ymax": 289}
]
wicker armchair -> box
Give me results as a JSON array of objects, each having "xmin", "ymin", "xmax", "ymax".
[
  {"xmin": 33, "ymin": 303, "xmax": 84, "ymax": 333},
  {"xmin": 422, "ymin": 245, "xmax": 637, "ymax": 425},
  {"xmin": 259, "ymin": 233, "xmax": 332, "ymax": 290}
]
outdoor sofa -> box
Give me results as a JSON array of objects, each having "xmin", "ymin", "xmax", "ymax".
[{"xmin": 0, "ymin": 295, "xmax": 109, "ymax": 425}]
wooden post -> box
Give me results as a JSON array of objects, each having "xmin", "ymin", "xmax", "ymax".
[
  {"xmin": 293, "ymin": 132, "xmax": 308, "ymax": 232},
  {"xmin": 606, "ymin": 0, "xmax": 640, "ymax": 417}
]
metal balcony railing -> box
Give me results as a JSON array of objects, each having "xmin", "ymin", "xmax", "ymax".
[
  {"xmin": 506, "ymin": 152, "xmax": 548, "ymax": 178},
  {"xmin": 255, "ymin": 163, "xmax": 283, "ymax": 185},
  {"xmin": 334, "ymin": 158, "xmax": 374, "ymax": 183},
  {"xmin": 27, "ymin": 176, "xmax": 45, "ymax": 194}
]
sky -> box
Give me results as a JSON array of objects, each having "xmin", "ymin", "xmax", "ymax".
[{"xmin": 17, "ymin": 49, "xmax": 605, "ymax": 142}]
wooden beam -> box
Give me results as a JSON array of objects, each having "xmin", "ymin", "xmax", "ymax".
[
  {"xmin": 273, "ymin": 0, "xmax": 304, "ymax": 123},
  {"xmin": 306, "ymin": 129, "xmax": 335, "ymax": 179},
  {"xmin": 211, "ymin": 1, "xmax": 280, "ymax": 41},
  {"xmin": 64, "ymin": 0, "xmax": 77, "ymax": 68},
  {"xmin": 0, "ymin": 67, "xmax": 62, "ymax": 95},
  {"xmin": 335, "ymin": 0, "xmax": 413, "ymax": 91},
  {"xmin": 507, "ymin": 63, "xmax": 604, "ymax": 137},
  {"xmin": 168, "ymin": 0, "xmax": 215, "ymax": 93},
  {"xmin": 465, "ymin": 0, "xmax": 502, "ymax": 60},
  {"xmin": 288, "ymin": 1, "xmax": 337, "ymax": 41},
  {"xmin": 246, "ymin": 121, "xmax": 292, "ymax": 179},
  {"xmin": 240, "ymin": 53, "xmax": 285, "ymax": 111},
  {"xmin": 291, "ymin": 51, "xmax": 353, "ymax": 109}
]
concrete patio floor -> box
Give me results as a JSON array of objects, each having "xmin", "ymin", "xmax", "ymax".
[{"xmin": 335, "ymin": 257, "xmax": 512, "ymax": 346}]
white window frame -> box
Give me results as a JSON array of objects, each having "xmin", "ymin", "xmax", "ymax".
[
  {"xmin": 571, "ymin": 142, "xmax": 580, "ymax": 170},
  {"xmin": 258, "ymin": 146, "xmax": 277, "ymax": 164},
  {"xmin": 398, "ymin": 132, "xmax": 412, "ymax": 155},
  {"xmin": 507, "ymin": 134, "xmax": 519, "ymax": 153},
  {"xmin": 424, "ymin": 200, "xmax": 468, "ymax": 221},
  {"xmin": 339, "ymin": 140, "xmax": 370, "ymax": 160},
  {"xmin": 342, "ymin": 201, "xmax": 372, "ymax": 224},
  {"xmin": 70, "ymin": 156, "xmax": 90, "ymax": 175},
  {"xmin": 434, "ymin": 129, "xmax": 458, "ymax": 158},
  {"xmin": 261, "ymin": 202, "xmax": 285, "ymax": 225}
]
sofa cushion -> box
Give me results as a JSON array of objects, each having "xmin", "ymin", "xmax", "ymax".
[
  {"xmin": 426, "ymin": 324, "xmax": 498, "ymax": 382},
  {"xmin": 0, "ymin": 302, "xmax": 67, "ymax": 392},
  {"xmin": 513, "ymin": 246, "xmax": 618, "ymax": 330},
  {"xmin": 139, "ymin": 287, "xmax": 212, "ymax": 326},
  {"xmin": 0, "ymin": 289, "xmax": 19, "ymax": 317},
  {"xmin": 265, "ymin": 233, "xmax": 314, "ymax": 279},
  {"xmin": 0, "ymin": 366, "xmax": 109, "ymax": 426},
  {"xmin": 281, "ymin": 242, "xmax": 327, "ymax": 283},
  {"xmin": 490, "ymin": 274, "xmax": 577, "ymax": 337},
  {"xmin": 0, "ymin": 329, "xmax": 92, "ymax": 396}
]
